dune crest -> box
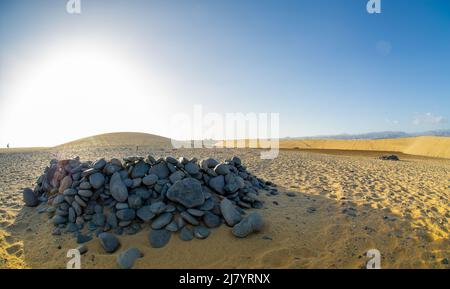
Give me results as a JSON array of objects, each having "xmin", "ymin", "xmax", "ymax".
[
  {"xmin": 280, "ymin": 136, "xmax": 450, "ymax": 159},
  {"xmin": 56, "ymin": 132, "xmax": 173, "ymax": 149}
]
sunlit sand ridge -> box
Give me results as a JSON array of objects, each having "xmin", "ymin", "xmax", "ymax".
[
  {"xmin": 218, "ymin": 136, "xmax": 450, "ymax": 159},
  {"xmin": 0, "ymin": 133, "xmax": 449, "ymax": 268}
]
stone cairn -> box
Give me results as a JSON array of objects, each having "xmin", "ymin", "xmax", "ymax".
[{"xmin": 24, "ymin": 155, "xmax": 278, "ymax": 256}]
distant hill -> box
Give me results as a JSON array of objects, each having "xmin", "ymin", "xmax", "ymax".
[
  {"xmin": 286, "ymin": 129, "xmax": 450, "ymax": 140},
  {"xmin": 56, "ymin": 132, "xmax": 173, "ymax": 149}
]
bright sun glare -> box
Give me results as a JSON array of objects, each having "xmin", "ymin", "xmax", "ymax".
[{"xmin": 0, "ymin": 39, "xmax": 171, "ymax": 147}]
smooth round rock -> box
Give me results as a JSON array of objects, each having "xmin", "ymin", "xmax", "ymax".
[
  {"xmin": 78, "ymin": 190, "xmax": 93, "ymax": 198},
  {"xmin": 209, "ymin": 175, "xmax": 225, "ymax": 194},
  {"xmin": 52, "ymin": 195, "xmax": 65, "ymax": 206},
  {"xmin": 142, "ymin": 174, "xmax": 158, "ymax": 186},
  {"xmin": 93, "ymin": 213, "xmax": 106, "ymax": 227},
  {"xmin": 199, "ymin": 198, "xmax": 214, "ymax": 211},
  {"xmin": 131, "ymin": 161, "xmax": 149, "ymax": 179},
  {"xmin": 128, "ymin": 195, "xmax": 142, "ymax": 209},
  {"xmin": 165, "ymin": 156, "xmax": 178, "ymax": 164},
  {"xmin": 93, "ymin": 159, "xmax": 107, "ymax": 170},
  {"xmin": 117, "ymin": 247, "xmax": 143, "ymax": 269},
  {"xmin": 151, "ymin": 212, "xmax": 173, "ymax": 229},
  {"xmin": 107, "ymin": 213, "xmax": 118, "ymax": 228},
  {"xmin": 231, "ymin": 156, "xmax": 241, "ymax": 166},
  {"xmin": 214, "ymin": 164, "xmax": 230, "ymax": 175},
  {"xmin": 187, "ymin": 208, "xmax": 204, "ymax": 217},
  {"xmin": 179, "ymin": 227, "xmax": 194, "ymax": 241},
  {"xmin": 23, "ymin": 188, "xmax": 38, "ymax": 207},
  {"xmin": 149, "ymin": 201, "xmax": 167, "ymax": 214},
  {"xmin": 63, "ymin": 188, "xmax": 77, "ymax": 196},
  {"xmin": 193, "ymin": 225, "xmax": 210, "ymax": 239},
  {"xmin": 116, "ymin": 209, "xmax": 136, "ymax": 221},
  {"xmin": 200, "ymin": 158, "xmax": 219, "ymax": 170},
  {"xmin": 79, "ymin": 182, "xmax": 92, "ymax": 190},
  {"xmin": 148, "ymin": 162, "xmax": 170, "ymax": 179},
  {"xmin": 136, "ymin": 206, "xmax": 155, "ymax": 222},
  {"xmin": 99, "ymin": 232, "xmax": 120, "ymax": 253},
  {"xmin": 53, "ymin": 215, "xmax": 67, "ymax": 225},
  {"xmin": 74, "ymin": 195, "xmax": 87, "ymax": 207},
  {"xmin": 165, "ymin": 220, "xmax": 179, "ymax": 232},
  {"xmin": 77, "ymin": 244, "xmax": 88, "ymax": 255},
  {"xmin": 68, "ymin": 207, "xmax": 76, "ymax": 223},
  {"xmin": 169, "ymin": 171, "xmax": 184, "ymax": 184},
  {"xmin": 59, "ymin": 175, "xmax": 72, "ymax": 193},
  {"xmin": 149, "ymin": 229, "xmax": 171, "ymax": 248},
  {"xmin": 66, "ymin": 223, "xmax": 79, "ymax": 233},
  {"xmin": 184, "ymin": 162, "xmax": 199, "ymax": 175},
  {"xmin": 180, "ymin": 211, "xmax": 199, "ymax": 225},
  {"xmin": 202, "ymin": 212, "xmax": 222, "ymax": 228},
  {"xmin": 231, "ymin": 212, "xmax": 263, "ymax": 238},
  {"xmin": 89, "ymin": 173, "xmax": 105, "ymax": 190},
  {"xmin": 116, "ymin": 202, "xmax": 129, "ymax": 210},
  {"xmin": 72, "ymin": 201, "xmax": 82, "ymax": 216},
  {"xmin": 77, "ymin": 234, "xmax": 93, "ymax": 244}
]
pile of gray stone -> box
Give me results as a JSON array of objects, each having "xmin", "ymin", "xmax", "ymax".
[{"xmin": 24, "ymin": 155, "xmax": 277, "ymax": 252}]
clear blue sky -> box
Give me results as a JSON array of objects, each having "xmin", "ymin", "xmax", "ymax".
[{"xmin": 0, "ymin": 0, "xmax": 449, "ymax": 146}]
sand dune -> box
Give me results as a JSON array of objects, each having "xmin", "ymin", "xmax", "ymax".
[
  {"xmin": 280, "ymin": 136, "xmax": 450, "ymax": 159},
  {"xmin": 56, "ymin": 132, "xmax": 173, "ymax": 149},
  {"xmin": 221, "ymin": 136, "xmax": 450, "ymax": 159}
]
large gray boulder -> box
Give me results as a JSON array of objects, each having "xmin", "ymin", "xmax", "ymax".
[
  {"xmin": 89, "ymin": 172, "xmax": 105, "ymax": 189},
  {"xmin": 166, "ymin": 178, "xmax": 205, "ymax": 208}
]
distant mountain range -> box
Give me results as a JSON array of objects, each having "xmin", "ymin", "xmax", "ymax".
[{"xmin": 286, "ymin": 129, "xmax": 450, "ymax": 140}]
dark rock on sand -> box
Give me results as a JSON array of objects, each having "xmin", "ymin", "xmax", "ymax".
[
  {"xmin": 193, "ymin": 225, "xmax": 210, "ymax": 239},
  {"xmin": 99, "ymin": 232, "xmax": 120, "ymax": 253},
  {"xmin": 149, "ymin": 229, "xmax": 171, "ymax": 248},
  {"xmin": 23, "ymin": 188, "xmax": 39, "ymax": 207},
  {"xmin": 166, "ymin": 178, "xmax": 205, "ymax": 208},
  {"xmin": 231, "ymin": 212, "xmax": 263, "ymax": 238},
  {"xmin": 220, "ymin": 198, "xmax": 242, "ymax": 226},
  {"xmin": 203, "ymin": 212, "xmax": 222, "ymax": 228},
  {"xmin": 179, "ymin": 227, "xmax": 194, "ymax": 241},
  {"xmin": 117, "ymin": 247, "xmax": 143, "ymax": 269}
]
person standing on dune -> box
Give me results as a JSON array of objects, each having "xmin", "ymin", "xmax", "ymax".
[{"xmin": 7, "ymin": 143, "xmax": 9, "ymax": 149}]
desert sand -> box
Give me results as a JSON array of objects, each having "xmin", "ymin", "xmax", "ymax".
[
  {"xmin": 218, "ymin": 136, "xmax": 450, "ymax": 159},
  {"xmin": 280, "ymin": 136, "xmax": 450, "ymax": 159},
  {"xmin": 0, "ymin": 133, "xmax": 449, "ymax": 268}
]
